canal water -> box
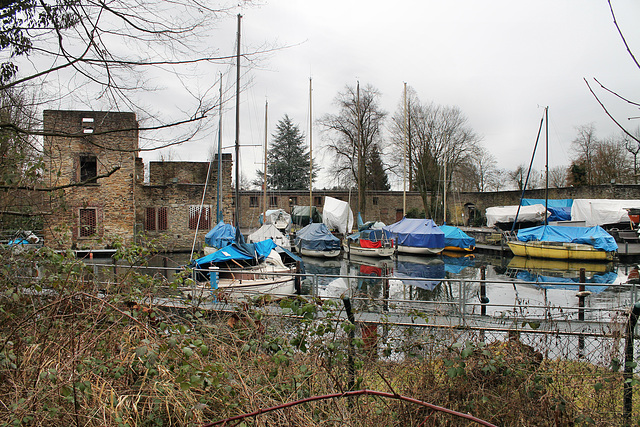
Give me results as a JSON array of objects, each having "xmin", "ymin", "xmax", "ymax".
[{"xmin": 108, "ymin": 250, "xmax": 640, "ymax": 318}]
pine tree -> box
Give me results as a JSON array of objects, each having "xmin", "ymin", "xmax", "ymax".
[
  {"xmin": 262, "ymin": 115, "xmax": 315, "ymax": 190},
  {"xmin": 366, "ymin": 144, "xmax": 390, "ymax": 190}
]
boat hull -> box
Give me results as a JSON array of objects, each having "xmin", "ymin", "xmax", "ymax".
[
  {"xmin": 298, "ymin": 247, "xmax": 341, "ymax": 258},
  {"xmin": 507, "ymin": 241, "xmax": 614, "ymax": 261},
  {"xmin": 397, "ymin": 245, "xmax": 444, "ymax": 255},
  {"xmin": 443, "ymin": 245, "xmax": 475, "ymax": 253},
  {"xmin": 343, "ymin": 243, "xmax": 395, "ymax": 258}
]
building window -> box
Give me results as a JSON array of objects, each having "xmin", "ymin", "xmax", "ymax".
[
  {"xmin": 269, "ymin": 195, "xmax": 278, "ymax": 207},
  {"xmin": 373, "ymin": 196, "xmax": 379, "ymax": 206},
  {"xmin": 189, "ymin": 205, "xmax": 211, "ymax": 230},
  {"xmin": 314, "ymin": 196, "xmax": 322, "ymax": 206},
  {"xmin": 250, "ymin": 196, "xmax": 259, "ymax": 207},
  {"xmin": 146, "ymin": 207, "xmax": 168, "ymax": 231},
  {"xmin": 79, "ymin": 208, "xmax": 97, "ymax": 237},
  {"xmin": 82, "ymin": 117, "xmax": 94, "ymax": 134},
  {"xmin": 79, "ymin": 155, "xmax": 97, "ymax": 182}
]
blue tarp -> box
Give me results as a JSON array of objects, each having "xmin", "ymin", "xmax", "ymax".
[
  {"xmin": 193, "ymin": 239, "xmax": 277, "ymax": 269},
  {"xmin": 394, "ymin": 260, "xmax": 445, "ymax": 291},
  {"xmin": 547, "ymin": 206, "xmax": 572, "ymax": 222},
  {"xmin": 383, "ymin": 218, "xmax": 445, "ymax": 250},
  {"xmin": 522, "ymin": 199, "xmax": 573, "ymax": 208},
  {"xmin": 516, "ymin": 225, "xmax": 618, "ymax": 252},
  {"xmin": 294, "ymin": 223, "xmax": 341, "ymax": 252},
  {"xmin": 440, "ymin": 225, "xmax": 475, "ymax": 250},
  {"xmin": 204, "ymin": 221, "xmax": 238, "ymax": 248}
]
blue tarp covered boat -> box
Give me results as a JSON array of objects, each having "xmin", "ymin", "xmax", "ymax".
[
  {"xmin": 383, "ymin": 218, "xmax": 445, "ymax": 255},
  {"xmin": 193, "ymin": 239, "xmax": 277, "ymax": 269},
  {"xmin": 294, "ymin": 223, "xmax": 341, "ymax": 258},
  {"xmin": 204, "ymin": 221, "xmax": 239, "ymax": 249},
  {"xmin": 516, "ymin": 225, "xmax": 618, "ymax": 252},
  {"xmin": 440, "ymin": 225, "xmax": 475, "ymax": 252}
]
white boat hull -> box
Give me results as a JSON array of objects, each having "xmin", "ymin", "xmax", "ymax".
[
  {"xmin": 396, "ymin": 245, "xmax": 444, "ymax": 255},
  {"xmin": 343, "ymin": 243, "xmax": 395, "ymax": 257},
  {"xmin": 298, "ymin": 247, "xmax": 341, "ymax": 258}
]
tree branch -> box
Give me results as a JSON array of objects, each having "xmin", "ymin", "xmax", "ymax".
[{"xmin": 0, "ymin": 166, "xmax": 121, "ymax": 191}]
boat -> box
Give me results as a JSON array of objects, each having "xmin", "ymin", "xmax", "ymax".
[
  {"xmin": 247, "ymin": 223, "xmax": 291, "ymax": 251},
  {"xmin": 322, "ymin": 196, "xmax": 354, "ymax": 235},
  {"xmin": 507, "ymin": 224, "xmax": 617, "ymax": 261},
  {"xmin": 260, "ymin": 209, "xmax": 292, "ymax": 233},
  {"xmin": 485, "ymin": 204, "xmax": 549, "ymax": 229},
  {"xmin": 344, "ymin": 228, "xmax": 395, "ymax": 257},
  {"xmin": 190, "ymin": 239, "xmax": 302, "ymax": 297},
  {"xmin": 383, "ymin": 217, "xmax": 445, "ymax": 255},
  {"xmin": 294, "ymin": 222, "xmax": 341, "ymax": 258},
  {"xmin": 439, "ymin": 224, "xmax": 475, "ymax": 252},
  {"xmin": 203, "ymin": 221, "xmax": 238, "ymax": 255}
]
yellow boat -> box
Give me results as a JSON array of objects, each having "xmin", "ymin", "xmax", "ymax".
[{"xmin": 507, "ymin": 240, "xmax": 614, "ymax": 261}]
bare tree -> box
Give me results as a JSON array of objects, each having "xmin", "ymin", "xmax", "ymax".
[
  {"xmin": 388, "ymin": 87, "xmax": 482, "ymax": 218},
  {"xmin": 571, "ymin": 123, "xmax": 598, "ymax": 185},
  {"xmin": 548, "ymin": 166, "xmax": 567, "ymax": 188},
  {"xmin": 319, "ymin": 83, "xmax": 387, "ymax": 217}
]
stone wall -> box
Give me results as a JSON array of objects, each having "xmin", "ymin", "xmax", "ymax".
[
  {"xmin": 236, "ymin": 189, "xmax": 427, "ymax": 231},
  {"xmin": 43, "ymin": 110, "xmax": 139, "ymax": 249}
]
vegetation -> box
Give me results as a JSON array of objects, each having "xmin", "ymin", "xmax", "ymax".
[
  {"xmin": 0, "ymin": 241, "xmax": 636, "ymax": 426},
  {"xmin": 254, "ymin": 115, "xmax": 316, "ymax": 190}
]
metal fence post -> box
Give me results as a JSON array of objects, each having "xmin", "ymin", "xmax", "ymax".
[
  {"xmin": 343, "ymin": 296, "xmax": 356, "ymax": 392},
  {"xmin": 623, "ymin": 302, "xmax": 640, "ymax": 424}
]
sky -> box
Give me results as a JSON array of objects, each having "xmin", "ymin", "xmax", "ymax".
[{"xmin": 141, "ymin": 1, "xmax": 640, "ymax": 190}]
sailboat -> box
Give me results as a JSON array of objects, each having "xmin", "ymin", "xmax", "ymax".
[
  {"xmin": 343, "ymin": 213, "xmax": 394, "ymax": 257},
  {"xmin": 189, "ymin": 15, "xmax": 303, "ymax": 297},
  {"xmin": 506, "ymin": 107, "xmax": 618, "ymax": 261}
]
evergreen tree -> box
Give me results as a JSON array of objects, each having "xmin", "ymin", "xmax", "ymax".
[
  {"xmin": 366, "ymin": 144, "xmax": 390, "ymax": 190},
  {"xmin": 258, "ymin": 115, "xmax": 315, "ymax": 190}
]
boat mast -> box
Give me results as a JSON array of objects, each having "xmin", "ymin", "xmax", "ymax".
[
  {"xmin": 234, "ymin": 14, "xmax": 241, "ymax": 229},
  {"xmin": 403, "ymin": 82, "xmax": 407, "ymax": 217},
  {"xmin": 545, "ymin": 106, "xmax": 549, "ymax": 226},
  {"xmin": 309, "ymin": 77, "xmax": 313, "ymax": 223},
  {"xmin": 263, "ymin": 100, "xmax": 268, "ymax": 225},
  {"xmin": 443, "ymin": 158, "xmax": 447, "ymax": 224},
  {"xmin": 216, "ymin": 72, "xmax": 223, "ymax": 223}
]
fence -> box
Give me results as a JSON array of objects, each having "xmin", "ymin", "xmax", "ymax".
[{"xmin": 79, "ymin": 259, "xmax": 640, "ymax": 425}]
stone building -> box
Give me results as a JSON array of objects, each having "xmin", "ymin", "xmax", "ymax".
[{"xmin": 43, "ymin": 110, "xmax": 233, "ymax": 252}]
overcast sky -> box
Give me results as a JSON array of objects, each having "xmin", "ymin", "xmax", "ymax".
[{"xmin": 145, "ymin": 0, "xmax": 640, "ymax": 190}]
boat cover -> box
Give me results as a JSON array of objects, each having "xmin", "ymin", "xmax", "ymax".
[
  {"xmin": 383, "ymin": 218, "xmax": 445, "ymax": 249},
  {"xmin": 440, "ymin": 225, "xmax": 475, "ymax": 249},
  {"xmin": 485, "ymin": 205, "xmax": 549, "ymax": 227},
  {"xmin": 193, "ymin": 239, "xmax": 277, "ymax": 269},
  {"xmin": 294, "ymin": 223, "xmax": 341, "ymax": 251},
  {"xmin": 247, "ymin": 224, "xmax": 285, "ymax": 243},
  {"xmin": 394, "ymin": 260, "xmax": 445, "ymax": 291},
  {"xmin": 547, "ymin": 207, "xmax": 572, "ymax": 222},
  {"xmin": 204, "ymin": 221, "xmax": 239, "ymax": 248},
  {"xmin": 322, "ymin": 196, "xmax": 354, "ymax": 235},
  {"xmin": 346, "ymin": 228, "xmax": 388, "ymax": 248},
  {"xmin": 516, "ymin": 225, "xmax": 618, "ymax": 252},
  {"xmin": 291, "ymin": 205, "xmax": 322, "ymax": 226},
  {"xmin": 571, "ymin": 199, "xmax": 640, "ymax": 226},
  {"xmin": 260, "ymin": 209, "xmax": 292, "ymax": 233},
  {"xmin": 522, "ymin": 198, "xmax": 573, "ymax": 208}
]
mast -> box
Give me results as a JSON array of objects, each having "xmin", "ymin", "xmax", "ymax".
[
  {"xmin": 216, "ymin": 72, "xmax": 223, "ymax": 223},
  {"xmin": 443, "ymin": 158, "xmax": 447, "ymax": 224},
  {"xmin": 263, "ymin": 100, "xmax": 268, "ymax": 225},
  {"xmin": 234, "ymin": 13, "xmax": 241, "ymax": 228},
  {"xmin": 545, "ymin": 106, "xmax": 549, "ymax": 226},
  {"xmin": 309, "ymin": 77, "xmax": 313, "ymax": 223},
  {"xmin": 403, "ymin": 82, "xmax": 407, "ymax": 217},
  {"xmin": 357, "ymin": 81, "xmax": 365, "ymax": 218}
]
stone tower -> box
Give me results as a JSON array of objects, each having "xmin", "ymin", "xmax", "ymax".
[{"xmin": 43, "ymin": 110, "xmax": 139, "ymax": 249}]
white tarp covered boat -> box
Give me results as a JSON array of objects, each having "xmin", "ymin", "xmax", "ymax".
[
  {"xmin": 485, "ymin": 204, "xmax": 549, "ymax": 228},
  {"xmin": 571, "ymin": 199, "xmax": 640, "ymax": 227},
  {"xmin": 322, "ymin": 196, "xmax": 354, "ymax": 235},
  {"xmin": 247, "ymin": 223, "xmax": 291, "ymax": 250},
  {"xmin": 261, "ymin": 209, "xmax": 292, "ymax": 233}
]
